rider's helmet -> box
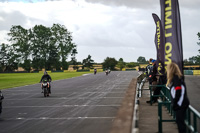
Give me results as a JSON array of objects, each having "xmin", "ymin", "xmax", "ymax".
[{"xmin": 44, "ymin": 71, "xmax": 48, "ymax": 75}]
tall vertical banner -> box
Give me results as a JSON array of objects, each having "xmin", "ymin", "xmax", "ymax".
[
  {"xmin": 160, "ymin": 0, "xmax": 183, "ymax": 73},
  {"xmin": 152, "ymin": 13, "xmax": 165, "ymax": 76}
]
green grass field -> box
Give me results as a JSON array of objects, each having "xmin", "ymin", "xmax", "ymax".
[{"xmin": 0, "ymin": 72, "xmax": 92, "ymax": 90}]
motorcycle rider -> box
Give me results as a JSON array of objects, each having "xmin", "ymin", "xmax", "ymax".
[
  {"xmin": 40, "ymin": 71, "xmax": 52, "ymax": 93},
  {"xmin": 94, "ymin": 68, "xmax": 97, "ymax": 75},
  {"xmin": 105, "ymin": 69, "xmax": 108, "ymax": 75}
]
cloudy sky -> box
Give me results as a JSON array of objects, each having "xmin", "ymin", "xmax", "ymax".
[{"xmin": 0, "ymin": 0, "xmax": 200, "ymax": 63}]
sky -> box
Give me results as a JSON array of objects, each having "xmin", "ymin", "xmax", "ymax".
[{"xmin": 0, "ymin": 0, "xmax": 200, "ymax": 63}]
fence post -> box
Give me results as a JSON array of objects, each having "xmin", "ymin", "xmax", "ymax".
[
  {"xmin": 193, "ymin": 113, "xmax": 197, "ymax": 132},
  {"xmin": 186, "ymin": 109, "xmax": 191, "ymax": 133},
  {"xmin": 158, "ymin": 101, "xmax": 163, "ymax": 133}
]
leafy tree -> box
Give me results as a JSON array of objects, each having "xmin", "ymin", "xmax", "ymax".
[
  {"xmin": 20, "ymin": 59, "xmax": 31, "ymax": 72},
  {"xmin": 70, "ymin": 48, "xmax": 79, "ymax": 70},
  {"xmin": 197, "ymin": 32, "xmax": 200, "ymax": 53},
  {"xmin": 51, "ymin": 24, "xmax": 77, "ymax": 70},
  {"xmin": 117, "ymin": 58, "xmax": 125, "ymax": 71},
  {"xmin": 1, "ymin": 24, "xmax": 78, "ymax": 72},
  {"xmin": 137, "ymin": 56, "xmax": 147, "ymax": 63},
  {"xmin": 0, "ymin": 43, "xmax": 19, "ymax": 72},
  {"xmin": 183, "ymin": 59, "xmax": 189, "ymax": 65},
  {"xmin": 0, "ymin": 43, "xmax": 8, "ymax": 72},
  {"xmin": 7, "ymin": 25, "xmax": 31, "ymax": 72},
  {"xmin": 30, "ymin": 25, "xmax": 52, "ymax": 70},
  {"xmin": 126, "ymin": 62, "xmax": 137, "ymax": 68},
  {"xmin": 70, "ymin": 57, "xmax": 79, "ymax": 70},
  {"xmin": 82, "ymin": 55, "xmax": 94, "ymax": 69},
  {"xmin": 188, "ymin": 56, "xmax": 196, "ymax": 64},
  {"xmin": 102, "ymin": 57, "xmax": 118, "ymax": 70},
  {"xmin": 188, "ymin": 56, "xmax": 200, "ymax": 64},
  {"xmin": 47, "ymin": 43, "xmax": 61, "ymax": 70}
]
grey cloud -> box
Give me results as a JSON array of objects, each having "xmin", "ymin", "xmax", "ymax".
[
  {"xmin": 85, "ymin": 0, "xmax": 158, "ymax": 9},
  {"xmin": 85, "ymin": 0, "xmax": 200, "ymax": 10},
  {"xmin": 0, "ymin": 10, "xmax": 28, "ymax": 30},
  {"xmin": 0, "ymin": 9, "xmax": 55, "ymax": 31},
  {"xmin": 179, "ymin": 0, "xmax": 200, "ymax": 9}
]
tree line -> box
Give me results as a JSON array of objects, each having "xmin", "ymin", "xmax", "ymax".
[
  {"xmin": 1, "ymin": 24, "xmax": 199, "ymax": 73},
  {"xmin": 0, "ymin": 22, "xmax": 146, "ymax": 73},
  {"xmin": 0, "ymin": 24, "xmax": 77, "ymax": 72},
  {"xmin": 79, "ymin": 56, "xmax": 140, "ymax": 71}
]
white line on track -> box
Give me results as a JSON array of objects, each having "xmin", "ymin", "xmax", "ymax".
[
  {"xmin": 5, "ymin": 105, "xmax": 120, "ymax": 108},
  {"xmin": 5, "ymin": 97, "xmax": 124, "ymax": 100},
  {"xmin": 9, "ymin": 117, "xmax": 115, "ymax": 120}
]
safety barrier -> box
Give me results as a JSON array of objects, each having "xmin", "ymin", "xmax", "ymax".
[
  {"xmin": 136, "ymin": 73, "xmax": 146, "ymax": 98},
  {"xmin": 149, "ymin": 85, "xmax": 200, "ymax": 133},
  {"xmin": 184, "ymin": 70, "xmax": 200, "ymax": 75},
  {"xmin": 126, "ymin": 69, "xmax": 136, "ymax": 71},
  {"xmin": 90, "ymin": 69, "xmax": 103, "ymax": 72},
  {"xmin": 184, "ymin": 70, "xmax": 193, "ymax": 75},
  {"xmin": 132, "ymin": 72, "xmax": 146, "ymax": 133},
  {"xmin": 193, "ymin": 70, "xmax": 200, "ymax": 75},
  {"xmin": 185, "ymin": 105, "xmax": 200, "ymax": 133}
]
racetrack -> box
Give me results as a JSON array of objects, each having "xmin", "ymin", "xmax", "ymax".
[
  {"xmin": 185, "ymin": 75, "xmax": 200, "ymax": 112},
  {"xmin": 0, "ymin": 71, "xmax": 138, "ymax": 133}
]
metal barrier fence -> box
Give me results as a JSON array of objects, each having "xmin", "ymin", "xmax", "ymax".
[
  {"xmin": 186, "ymin": 105, "xmax": 200, "ymax": 133},
  {"xmin": 132, "ymin": 72, "xmax": 146, "ymax": 133},
  {"xmin": 149, "ymin": 85, "xmax": 200, "ymax": 133}
]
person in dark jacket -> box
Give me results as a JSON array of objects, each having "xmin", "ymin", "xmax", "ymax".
[
  {"xmin": 40, "ymin": 71, "xmax": 52, "ymax": 93},
  {"xmin": 145, "ymin": 58, "xmax": 153, "ymax": 84},
  {"xmin": 166, "ymin": 62, "xmax": 190, "ymax": 133},
  {"xmin": 146, "ymin": 59, "xmax": 158, "ymax": 103},
  {"xmin": 151, "ymin": 59, "xmax": 157, "ymax": 83}
]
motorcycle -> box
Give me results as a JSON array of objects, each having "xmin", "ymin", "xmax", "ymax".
[
  {"xmin": 0, "ymin": 90, "xmax": 4, "ymax": 116},
  {"xmin": 105, "ymin": 70, "xmax": 108, "ymax": 75},
  {"xmin": 42, "ymin": 79, "xmax": 50, "ymax": 97},
  {"xmin": 108, "ymin": 69, "xmax": 111, "ymax": 74},
  {"xmin": 94, "ymin": 69, "xmax": 97, "ymax": 75}
]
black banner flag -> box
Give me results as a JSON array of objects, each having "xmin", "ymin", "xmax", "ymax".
[
  {"xmin": 160, "ymin": 0, "xmax": 183, "ymax": 73},
  {"xmin": 152, "ymin": 13, "xmax": 165, "ymax": 75}
]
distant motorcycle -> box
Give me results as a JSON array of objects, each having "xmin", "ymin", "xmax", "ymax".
[
  {"xmin": 108, "ymin": 69, "xmax": 111, "ymax": 74},
  {"xmin": 0, "ymin": 90, "xmax": 4, "ymax": 116},
  {"xmin": 105, "ymin": 70, "xmax": 108, "ymax": 75},
  {"xmin": 41, "ymin": 79, "xmax": 50, "ymax": 97},
  {"xmin": 94, "ymin": 69, "xmax": 97, "ymax": 75}
]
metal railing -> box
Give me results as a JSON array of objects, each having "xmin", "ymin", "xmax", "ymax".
[
  {"xmin": 149, "ymin": 85, "xmax": 200, "ymax": 133},
  {"xmin": 186, "ymin": 105, "xmax": 200, "ymax": 133}
]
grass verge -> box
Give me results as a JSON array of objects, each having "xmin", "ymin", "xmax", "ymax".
[{"xmin": 0, "ymin": 72, "xmax": 92, "ymax": 90}]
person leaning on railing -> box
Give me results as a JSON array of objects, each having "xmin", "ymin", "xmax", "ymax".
[
  {"xmin": 166, "ymin": 62, "xmax": 190, "ymax": 133},
  {"xmin": 146, "ymin": 59, "xmax": 158, "ymax": 104}
]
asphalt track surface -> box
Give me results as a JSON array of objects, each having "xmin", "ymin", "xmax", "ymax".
[
  {"xmin": 185, "ymin": 75, "xmax": 200, "ymax": 112},
  {"xmin": 0, "ymin": 71, "xmax": 138, "ymax": 133}
]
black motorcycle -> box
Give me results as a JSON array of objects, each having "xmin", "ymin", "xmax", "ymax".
[
  {"xmin": 42, "ymin": 79, "xmax": 50, "ymax": 97},
  {"xmin": 105, "ymin": 70, "xmax": 108, "ymax": 75},
  {"xmin": 94, "ymin": 69, "xmax": 97, "ymax": 75},
  {"xmin": 0, "ymin": 90, "xmax": 4, "ymax": 116}
]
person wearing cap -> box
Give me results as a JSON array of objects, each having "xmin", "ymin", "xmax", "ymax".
[
  {"xmin": 40, "ymin": 71, "xmax": 52, "ymax": 93},
  {"xmin": 151, "ymin": 60, "xmax": 157, "ymax": 83},
  {"xmin": 145, "ymin": 58, "xmax": 153, "ymax": 84},
  {"xmin": 146, "ymin": 59, "xmax": 158, "ymax": 104}
]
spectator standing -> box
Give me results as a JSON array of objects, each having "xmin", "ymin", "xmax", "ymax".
[
  {"xmin": 146, "ymin": 59, "xmax": 158, "ymax": 103},
  {"xmin": 166, "ymin": 62, "xmax": 190, "ymax": 133},
  {"xmin": 145, "ymin": 58, "xmax": 153, "ymax": 84}
]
